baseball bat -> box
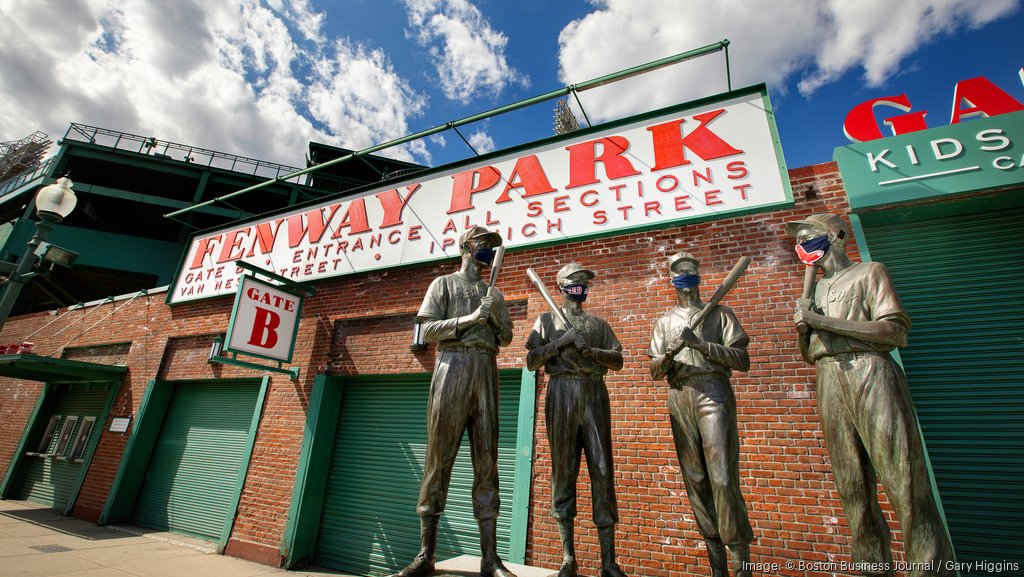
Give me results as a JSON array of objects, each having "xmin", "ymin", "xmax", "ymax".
[
  {"xmin": 478, "ymin": 246, "xmax": 506, "ymax": 325},
  {"xmin": 669, "ymin": 255, "xmax": 750, "ymax": 356},
  {"xmin": 526, "ymin": 267, "xmax": 570, "ymax": 327},
  {"xmin": 796, "ymin": 263, "xmax": 817, "ymax": 333},
  {"xmin": 487, "ymin": 246, "xmax": 505, "ymax": 291}
]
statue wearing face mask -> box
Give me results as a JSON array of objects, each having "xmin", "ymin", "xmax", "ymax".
[
  {"xmin": 787, "ymin": 213, "xmax": 954, "ymax": 577},
  {"xmin": 391, "ymin": 226, "xmax": 517, "ymax": 577},
  {"xmin": 525, "ymin": 263, "xmax": 628, "ymax": 577},
  {"xmin": 648, "ymin": 252, "xmax": 754, "ymax": 577}
]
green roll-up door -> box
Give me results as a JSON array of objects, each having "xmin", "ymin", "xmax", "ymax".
[
  {"xmin": 862, "ymin": 205, "xmax": 1024, "ymax": 571},
  {"xmin": 315, "ymin": 371, "xmax": 522, "ymax": 576},
  {"xmin": 16, "ymin": 383, "xmax": 110, "ymax": 510},
  {"xmin": 132, "ymin": 381, "xmax": 260, "ymax": 542}
]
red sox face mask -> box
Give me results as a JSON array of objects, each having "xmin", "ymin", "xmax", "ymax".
[
  {"xmin": 562, "ymin": 283, "xmax": 589, "ymax": 302},
  {"xmin": 796, "ymin": 234, "xmax": 831, "ymax": 265}
]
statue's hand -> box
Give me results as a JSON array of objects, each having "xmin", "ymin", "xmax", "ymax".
[
  {"xmin": 557, "ymin": 328, "xmax": 582, "ymax": 350},
  {"xmin": 668, "ymin": 327, "xmax": 699, "ymax": 353},
  {"xmin": 560, "ymin": 345, "xmax": 584, "ymax": 365},
  {"xmin": 475, "ymin": 295, "xmax": 494, "ymax": 324},
  {"xmin": 795, "ymin": 298, "xmax": 814, "ymax": 332},
  {"xmin": 572, "ymin": 331, "xmax": 586, "ymax": 350}
]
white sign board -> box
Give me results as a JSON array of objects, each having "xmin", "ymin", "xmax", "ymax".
[
  {"xmin": 225, "ymin": 275, "xmax": 303, "ymax": 363},
  {"xmin": 109, "ymin": 417, "xmax": 131, "ymax": 433},
  {"xmin": 171, "ymin": 86, "xmax": 791, "ymax": 303}
]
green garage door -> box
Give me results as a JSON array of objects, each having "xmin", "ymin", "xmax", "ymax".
[
  {"xmin": 16, "ymin": 383, "xmax": 111, "ymax": 510},
  {"xmin": 862, "ymin": 205, "xmax": 1024, "ymax": 572},
  {"xmin": 315, "ymin": 371, "xmax": 522, "ymax": 576},
  {"xmin": 132, "ymin": 381, "xmax": 261, "ymax": 542}
]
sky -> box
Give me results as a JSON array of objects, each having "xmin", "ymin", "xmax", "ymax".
[{"xmin": 0, "ymin": 0, "xmax": 1022, "ymax": 176}]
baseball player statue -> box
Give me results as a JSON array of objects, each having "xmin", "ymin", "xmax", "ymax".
[
  {"xmin": 525, "ymin": 263, "xmax": 628, "ymax": 577},
  {"xmin": 391, "ymin": 226, "xmax": 516, "ymax": 577},
  {"xmin": 787, "ymin": 213, "xmax": 954, "ymax": 577},
  {"xmin": 648, "ymin": 251, "xmax": 754, "ymax": 577}
]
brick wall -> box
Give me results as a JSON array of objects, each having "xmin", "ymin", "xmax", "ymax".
[{"xmin": 0, "ymin": 161, "xmax": 908, "ymax": 576}]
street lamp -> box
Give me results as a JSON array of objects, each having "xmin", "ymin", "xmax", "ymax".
[{"xmin": 0, "ymin": 177, "xmax": 78, "ymax": 333}]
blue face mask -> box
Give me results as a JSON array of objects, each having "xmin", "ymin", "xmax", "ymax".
[
  {"xmin": 671, "ymin": 274, "xmax": 701, "ymax": 289},
  {"xmin": 472, "ymin": 246, "xmax": 496, "ymax": 266},
  {"xmin": 796, "ymin": 234, "xmax": 831, "ymax": 265},
  {"xmin": 562, "ymin": 283, "xmax": 589, "ymax": 302}
]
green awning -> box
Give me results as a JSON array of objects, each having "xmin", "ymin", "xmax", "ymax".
[{"xmin": 0, "ymin": 354, "xmax": 127, "ymax": 382}]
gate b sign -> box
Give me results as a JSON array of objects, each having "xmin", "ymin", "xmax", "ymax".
[{"xmin": 225, "ymin": 275, "xmax": 303, "ymax": 363}]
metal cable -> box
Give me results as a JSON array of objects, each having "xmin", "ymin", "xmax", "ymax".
[
  {"xmin": 49, "ymin": 297, "xmax": 113, "ymax": 337},
  {"xmin": 46, "ymin": 291, "xmax": 146, "ymax": 357},
  {"xmin": 19, "ymin": 303, "xmax": 85, "ymax": 340}
]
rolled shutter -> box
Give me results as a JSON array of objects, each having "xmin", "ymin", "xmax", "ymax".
[
  {"xmin": 862, "ymin": 206, "xmax": 1024, "ymax": 571},
  {"xmin": 132, "ymin": 381, "xmax": 260, "ymax": 541},
  {"xmin": 315, "ymin": 371, "xmax": 521, "ymax": 576}
]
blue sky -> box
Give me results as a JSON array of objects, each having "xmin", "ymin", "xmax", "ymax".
[{"xmin": 0, "ymin": 0, "xmax": 1021, "ymax": 174}]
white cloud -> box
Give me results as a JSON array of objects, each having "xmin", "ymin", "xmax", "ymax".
[
  {"xmin": 306, "ymin": 40, "xmax": 430, "ymax": 163},
  {"xmin": 403, "ymin": 0, "xmax": 529, "ymax": 103},
  {"xmin": 275, "ymin": 0, "xmax": 326, "ymax": 44},
  {"xmin": 429, "ymin": 133, "xmax": 448, "ymax": 148},
  {"xmin": 467, "ymin": 129, "xmax": 495, "ymax": 154},
  {"xmin": 800, "ymin": 0, "xmax": 1019, "ymax": 94},
  {"xmin": 557, "ymin": 0, "xmax": 1018, "ymax": 124},
  {"xmin": 0, "ymin": 0, "xmax": 429, "ymax": 168}
]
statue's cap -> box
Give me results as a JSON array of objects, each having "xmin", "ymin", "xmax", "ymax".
[
  {"xmin": 459, "ymin": 226, "xmax": 502, "ymax": 248},
  {"xmin": 785, "ymin": 213, "xmax": 847, "ymax": 238},
  {"xmin": 556, "ymin": 263, "xmax": 595, "ymax": 286},
  {"xmin": 667, "ymin": 252, "xmax": 700, "ymax": 274}
]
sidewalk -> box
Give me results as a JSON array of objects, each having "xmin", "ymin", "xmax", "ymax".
[{"xmin": 0, "ymin": 499, "xmax": 552, "ymax": 577}]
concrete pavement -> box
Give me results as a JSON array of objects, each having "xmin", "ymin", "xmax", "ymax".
[{"xmin": 0, "ymin": 499, "xmax": 552, "ymax": 577}]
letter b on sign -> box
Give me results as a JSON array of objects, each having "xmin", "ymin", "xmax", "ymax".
[
  {"xmin": 248, "ymin": 306, "xmax": 281, "ymax": 348},
  {"xmin": 226, "ymin": 275, "xmax": 302, "ymax": 362}
]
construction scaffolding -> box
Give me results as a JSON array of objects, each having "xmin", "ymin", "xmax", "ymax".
[{"xmin": 0, "ymin": 131, "xmax": 51, "ymax": 185}]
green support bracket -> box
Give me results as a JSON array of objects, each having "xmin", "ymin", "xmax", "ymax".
[{"xmin": 209, "ymin": 347, "xmax": 300, "ymax": 381}]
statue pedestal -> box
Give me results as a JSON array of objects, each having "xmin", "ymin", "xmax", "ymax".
[{"xmin": 431, "ymin": 554, "xmax": 555, "ymax": 577}]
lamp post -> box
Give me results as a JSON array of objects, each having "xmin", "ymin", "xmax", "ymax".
[{"xmin": 0, "ymin": 177, "xmax": 78, "ymax": 333}]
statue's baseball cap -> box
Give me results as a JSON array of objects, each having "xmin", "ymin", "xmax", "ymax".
[
  {"xmin": 667, "ymin": 252, "xmax": 700, "ymax": 274},
  {"xmin": 556, "ymin": 263, "xmax": 596, "ymax": 286},
  {"xmin": 459, "ymin": 225, "xmax": 502, "ymax": 248},
  {"xmin": 784, "ymin": 213, "xmax": 848, "ymax": 238}
]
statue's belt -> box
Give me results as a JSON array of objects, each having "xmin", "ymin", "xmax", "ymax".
[
  {"xmin": 438, "ymin": 344, "xmax": 497, "ymax": 354},
  {"xmin": 548, "ymin": 373, "xmax": 604, "ymax": 383},
  {"xmin": 815, "ymin": 351, "xmax": 886, "ymax": 364}
]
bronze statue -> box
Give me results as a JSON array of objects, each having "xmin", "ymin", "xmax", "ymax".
[
  {"xmin": 648, "ymin": 252, "xmax": 754, "ymax": 577},
  {"xmin": 525, "ymin": 263, "xmax": 628, "ymax": 577},
  {"xmin": 391, "ymin": 226, "xmax": 517, "ymax": 577},
  {"xmin": 787, "ymin": 213, "xmax": 954, "ymax": 577}
]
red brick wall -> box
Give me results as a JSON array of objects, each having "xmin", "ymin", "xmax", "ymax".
[{"xmin": 0, "ymin": 161, "xmax": 908, "ymax": 576}]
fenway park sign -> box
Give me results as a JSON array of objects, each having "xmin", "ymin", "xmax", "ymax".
[{"xmin": 170, "ymin": 85, "xmax": 791, "ymax": 303}]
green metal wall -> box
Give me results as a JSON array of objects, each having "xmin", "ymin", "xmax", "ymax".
[
  {"xmin": 861, "ymin": 205, "xmax": 1024, "ymax": 572},
  {"xmin": 14, "ymin": 383, "xmax": 111, "ymax": 510},
  {"xmin": 314, "ymin": 371, "xmax": 522, "ymax": 576},
  {"xmin": 131, "ymin": 381, "xmax": 260, "ymax": 542},
  {"xmin": 2, "ymin": 218, "xmax": 183, "ymax": 283}
]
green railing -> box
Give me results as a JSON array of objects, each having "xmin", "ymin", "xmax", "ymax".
[
  {"xmin": 63, "ymin": 123, "xmax": 308, "ymax": 184},
  {"xmin": 0, "ymin": 156, "xmax": 54, "ymax": 199}
]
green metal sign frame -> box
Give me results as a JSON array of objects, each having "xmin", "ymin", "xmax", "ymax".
[
  {"xmin": 214, "ymin": 262, "xmax": 314, "ymax": 380},
  {"xmin": 834, "ymin": 110, "xmax": 1024, "ymax": 210},
  {"xmin": 166, "ymin": 82, "xmax": 793, "ymax": 306}
]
